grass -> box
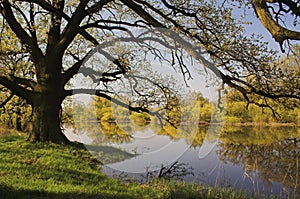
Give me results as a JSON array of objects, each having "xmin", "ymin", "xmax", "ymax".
[{"xmin": 0, "ymin": 127, "xmax": 278, "ymax": 199}]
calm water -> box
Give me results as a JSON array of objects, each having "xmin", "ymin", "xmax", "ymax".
[{"xmin": 65, "ymin": 124, "xmax": 300, "ymax": 198}]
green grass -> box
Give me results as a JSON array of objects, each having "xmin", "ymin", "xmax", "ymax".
[{"xmin": 0, "ymin": 128, "xmax": 272, "ymax": 199}]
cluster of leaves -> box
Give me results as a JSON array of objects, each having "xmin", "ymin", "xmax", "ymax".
[{"xmin": 0, "ymin": 18, "xmax": 33, "ymax": 131}]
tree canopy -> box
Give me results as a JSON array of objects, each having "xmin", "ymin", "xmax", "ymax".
[{"xmin": 0, "ymin": 0, "xmax": 299, "ymax": 143}]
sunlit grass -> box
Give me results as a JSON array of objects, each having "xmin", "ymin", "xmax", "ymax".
[{"xmin": 0, "ymin": 128, "xmax": 281, "ymax": 199}]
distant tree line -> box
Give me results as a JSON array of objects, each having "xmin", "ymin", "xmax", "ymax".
[
  {"xmin": 1, "ymin": 88, "xmax": 299, "ymax": 134},
  {"xmin": 225, "ymin": 89, "xmax": 300, "ymax": 125}
]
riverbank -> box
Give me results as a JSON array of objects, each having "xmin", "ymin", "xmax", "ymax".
[{"xmin": 0, "ymin": 128, "xmax": 270, "ymax": 199}]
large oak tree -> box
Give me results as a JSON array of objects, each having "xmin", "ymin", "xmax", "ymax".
[{"xmin": 0, "ymin": 0, "xmax": 299, "ymax": 143}]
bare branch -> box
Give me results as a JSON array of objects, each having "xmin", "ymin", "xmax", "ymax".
[{"xmin": 120, "ymin": 0, "xmax": 167, "ymax": 28}]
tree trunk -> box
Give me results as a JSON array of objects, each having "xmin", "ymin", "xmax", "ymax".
[
  {"xmin": 27, "ymin": 94, "xmax": 69, "ymax": 144},
  {"xmin": 27, "ymin": 60, "xmax": 70, "ymax": 144}
]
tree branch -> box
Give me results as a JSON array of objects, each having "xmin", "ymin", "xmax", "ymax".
[
  {"xmin": 120, "ymin": 0, "xmax": 223, "ymax": 79},
  {"xmin": 221, "ymin": 73, "xmax": 300, "ymax": 100},
  {"xmin": 121, "ymin": 0, "xmax": 167, "ymax": 28},
  {"xmin": 253, "ymin": 0, "xmax": 300, "ymax": 47},
  {"xmin": 81, "ymin": 23, "xmax": 129, "ymax": 32},
  {"xmin": 0, "ymin": 75, "xmax": 34, "ymax": 104},
  {"xmin": 64, "ymin": 88, "xmax": 163, "ymax": 118},
  {"xmin": 56, "ymin": 0, "xmax": 89, "ymax": 54},
  {"xmin": 0, "ymin": 0, "xmax": 44, "ymax": 62},
  {"xmin": 58, "ymin": 0, "xmax": 113, "ymax": 53},
  {"xmin": 266, "ymin": 0, "xmax": 300, "ymax": 16},
  {"xmin": 123, "ymin": 0, "xmax": 300, "ymax": 104},
  {"xmin": 10, "ymin": 76, "xmax": 37, "ymax": 89},
  {"xmin": 62, "ymin": 59, "xmax": 84, "ymax": 86},
  {"xmin": 46, "ymin": 0, "xmax": 65, "ymax": 54}
]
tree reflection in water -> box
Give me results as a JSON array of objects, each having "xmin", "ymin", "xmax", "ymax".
[
  {"xmin": 76, "ymin": 118, "xmax": 211, "ymax": 147},
  {"xmin": 217, "ymin": 126, "xmax": 300, "ymax": 198},
  {"xmin": 73, "ymin": 108, "xmax": 300, "ymax": 197}
]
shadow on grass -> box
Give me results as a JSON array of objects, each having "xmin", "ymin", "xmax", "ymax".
[
  {"xmin": 85, "ymin": 144, "xmax": 135, "ymax": 164},
  {"xmin": 0, "ymin": 183, "xmax": 140, "ymax": 199},
  {"xmin": 0, "ymin": 133, "xmax": 144, "ymax": 199}
]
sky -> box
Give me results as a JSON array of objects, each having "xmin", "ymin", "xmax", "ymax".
[
  {"xmin": 245, "ymin": 19, "xmax": 279, "ymax": 50},
  {"xmin": 232, "ymin": 3, "xmax": 299, "ymax": 53}
]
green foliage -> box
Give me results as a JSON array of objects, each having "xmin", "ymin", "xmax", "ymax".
[
  {"xmin": 68, "ymin": 94, "xmax": 214, "ymax": 147},
  {"xmin": 100, "ymin": 112, "xmax": 116, "ymax": 123},
  {"xmin": 225, "ymin": 89, "xmax": 300, "ymax": 125},
  {"xmin": 220, "ymin": 126, "xmax": 300, "ymax": 145},
  {"xmin": 0, "ymin": 95, "xmax": 32, "ymax": 131},
  {"xmin": 83, "ymin": 94, "xmax": 213, "ymax": 127},
  {"xmin": 61, "ymin": 97, "xmax": 75, "ymax": 127},
  {"xmin": 199, "ymin": 103, "xmax": 212, "ymax": 123},
  {"xmin": 93, "ymin": 97, "xmax": 114, "ymax": 121},
  {"xmin": 225, "ymin": 101, "xmax": 250, "ymax": 123}
]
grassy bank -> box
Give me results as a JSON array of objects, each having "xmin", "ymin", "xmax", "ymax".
[{"xmin": 0, "ymin": 127, "xmax": 276, "ymax": 199}]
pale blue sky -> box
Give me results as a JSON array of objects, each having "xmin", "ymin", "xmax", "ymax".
[{"xmin": 243, "ymin": 10, "xmax": 281, "ymax": 51}]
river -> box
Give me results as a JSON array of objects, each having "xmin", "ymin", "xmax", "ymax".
[{"xmin": 64, "ymin": 124, "xmax": 300, "ymax": 198}]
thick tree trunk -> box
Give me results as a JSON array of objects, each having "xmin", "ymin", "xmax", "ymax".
[
  {"xmin": 27, "ymin": 94, "xmax": 69, "ymax": 144},
  {"xmin": 27, "ymin": 60, "xmax": 70, "ymax": 144}
]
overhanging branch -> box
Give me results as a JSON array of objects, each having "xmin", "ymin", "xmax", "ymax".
[
  {"xmin": 222, "ymin": 73, "xmax": 300, "ymax": 100},
  {"xmin": 64, "ymin": 88, "xmax": 164, "ymax": 119},
  {"xmin": 58, "ymin": 0, "xmax": 114, "ymax": 52},
  {"xmin": 0, "ymin": 75, "xmax": 34, "ymax": 104},
  {"xmin": 11, "ymin": 76, "xmax": 37, "ymax": 89},
  {"xmin": 253, "ymin": 0, "xmax": 300, "ymax": 47}
]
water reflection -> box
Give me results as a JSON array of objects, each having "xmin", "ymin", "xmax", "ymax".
[
  {"xmin": 74, "ymin": 118, "xmax": 212, "ymax": 149},
  {"xmin": 68, "ymin": 122, "xmax": 300, "ymax": 197},
  {"xmin": 217, "ymin": 126, "xmax": 300, "ymax": 197}
]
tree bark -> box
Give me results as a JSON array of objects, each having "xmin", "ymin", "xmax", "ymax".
[
  {"xmin": 27, "ymin": 94, "xmax": 69, "ymax": 144},
  {"xmin": 27, "ymin": 60, "xmax": 70, "ymax": 144}
]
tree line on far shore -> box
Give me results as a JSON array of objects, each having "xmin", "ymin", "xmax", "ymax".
[{"xmin": 1, "ymin": 88, "xmax": 299, "ymax": 133}]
